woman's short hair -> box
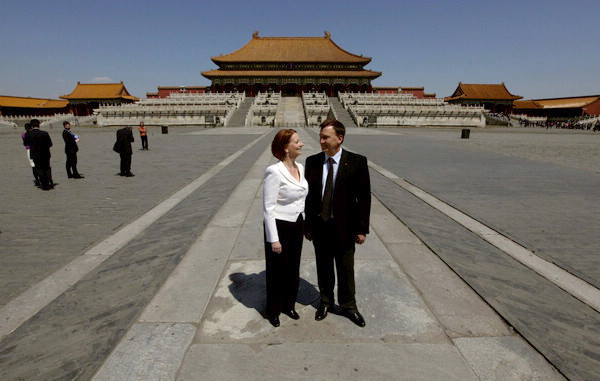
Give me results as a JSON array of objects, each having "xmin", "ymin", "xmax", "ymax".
[{"xmin": 271, "ymin": 129, "xmax": 297, "ymax": 161}]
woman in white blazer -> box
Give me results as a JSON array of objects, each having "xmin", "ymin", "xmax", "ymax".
[{"xmin": 263, "ymin": 129, "xmax": 308, "ymax": 327}]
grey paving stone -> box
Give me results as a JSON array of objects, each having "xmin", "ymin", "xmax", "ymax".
[
  {"xmin": 0, "ymin": 127, "xmax": 262, "ymax": 306},
  {"xmin": 369, "ymin": 169, "xmax": 600, "ymax": 380},
  {"xmin": 453, "ymin": 336, "xmax": 565, "ymax": 380},
  {"xmin": 348, "ymin": 130, "xmax": 600, "ymax": 289},
  {"xmin": 0, "ymin": 128, "xmax": 274, "ymax": 380},
  {"xmin": 93, "ymin": 323, "xmax": 196, "ymax": 381},
  {"xmin": 2, "ymin": 126, "xmax": 592, "ymax": 380},
  {"xmin": 196, "ymin": 260, "xmax": 446, "ymax": 344},
  {"xmin": 177, "ymin": 343, "xmax": 478, "ymax": 381}
]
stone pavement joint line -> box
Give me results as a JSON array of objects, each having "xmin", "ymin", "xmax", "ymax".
[
  {"xmin": 0, "ymin": 132, "xmax": 269, "ymax": 341},
  {"xmin": 368, "ymin": 161, "xmax": 600, "ymax": 314}
]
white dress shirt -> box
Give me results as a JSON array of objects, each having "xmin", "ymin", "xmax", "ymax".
[{"xmin": 263, "ymin": 161, "xmax": 308, "ymax": 243}]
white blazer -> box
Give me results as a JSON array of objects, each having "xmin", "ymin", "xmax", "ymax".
[{"xmin": 263, "ymin": 161, "xmax": 308, "ymax": 243}]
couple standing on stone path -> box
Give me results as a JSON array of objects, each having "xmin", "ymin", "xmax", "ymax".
[{"xmin": 263, "ymin": 118, "xmax": 371, "ymax": 328}]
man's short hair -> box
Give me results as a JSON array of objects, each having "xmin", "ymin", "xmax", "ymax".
[
  {"xmin": 319, "ymin": 118, "xmax": 345, "ymax": 138},
  {"xmin": 30, "ymin": 119, "xmax": 40, "ymax": 128},
  {"xmin": 63, "ymin": 121, "xmax": 70, "ymax": 127}
]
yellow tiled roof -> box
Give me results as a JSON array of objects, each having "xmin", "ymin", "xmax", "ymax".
[
  {"xmin": 514, "ymin": 96, "xmax": 600, "ymax": 109},
  {"xmin": 201, "ymin": 69, "xmax": 381, "ymax": 78},
  {"xmin": 0, "ymin": 96, "xmax": 69, "ymax": 108},
  {"xmin": 513, "ymin": 100, "xmax": 541, "ymax": 109},
  {"xmin": 60, "ymin": 82, "xmax": 138, "ymax": 100},
  {"xmin": 534, "ymin": 96, "xmax": 600, "ymax": 109},
  {"xmin": 212, "ymin": 32, "xmax": 372, "ymax": 64},
  {"xmin": 445, "ymin": 83, "xmax": 522, "ymax": 101}
]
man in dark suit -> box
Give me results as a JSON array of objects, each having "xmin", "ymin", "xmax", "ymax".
[
  {"xmin": 23, "ymin": 119, "xmax": 54, "ymax": 190},
  {"xmin": 113, "ymin": 126, "xmax": 135, "ymax": 177},
  {"xmin": 62, "ymin": 121, "xmax": 84, "ymax": 179},
  {"xmin": 304, "ymin": 118, "xmax": 371, "ymax": 327}
]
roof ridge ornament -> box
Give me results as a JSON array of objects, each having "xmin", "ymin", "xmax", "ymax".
[
  {"xmin": 324, "ymin": 31, "xmax": 331, "ymax": 39},
  {"xmin": 253, "ymin": 30, "xmax": 259, "ymax": 38}
]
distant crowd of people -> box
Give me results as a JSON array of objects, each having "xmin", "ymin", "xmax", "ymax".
[
  {"xmin": 21, "ymin": 119, "xmax": 149, "ymax": 190},
  {"xmin": 488, "ymin": 112, "xmax": 510, "ymax": 122},
  {"xmin": 518, "ymin": 118, "xmax": 600, "ymax": 131}
]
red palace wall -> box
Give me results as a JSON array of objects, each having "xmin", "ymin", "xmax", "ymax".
[
  {"xmin": 584, "ymin": 99, "xmax": 600, "ymax": 115},
  {"xmin": 401, "ymin": 88, "xmax": 425, "ymax": 99},
  {"xmin": 156, "ymin": 87, "xmax": 209, "ymax": 98}
]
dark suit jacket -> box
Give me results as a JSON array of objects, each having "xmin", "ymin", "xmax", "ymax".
[
  {"xmin": 62, "ymin": 129, "xmax": 79, "ymax": 154},
  {"xmin": 114, "ymin": 127, "xmax": 134, "ymax": 154},
  {"xmin": 23, "ymin": 128, "xmax": 52, "ymax": 162},
  {"xmin": 304, "ymin": 149, "xmax": 371, "ymax": 248}
]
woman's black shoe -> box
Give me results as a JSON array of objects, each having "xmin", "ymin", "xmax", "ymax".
[{"xmin": 268, "ymin": 316, "xmax": 280, "ymax": 327}]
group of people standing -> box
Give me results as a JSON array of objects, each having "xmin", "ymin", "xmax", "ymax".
[
  {"xmin": 263, "ymin": 118, "xmax": 371, "ymax": 328},
  {"xmin": 22, "ymin": 120, "xmax": 150, "ymax": 188},
  {"xmin": 22, "ymin": 119, "xmax": 83, "ymax": 190},
  {"xmin": 22, "ymin": 115, "xmax": 368, "ymax": 328}
]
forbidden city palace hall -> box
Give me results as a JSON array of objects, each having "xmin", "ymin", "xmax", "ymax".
[{"xmin": 201, "ymin": 31, "xmax": 381, "ymax": 97}]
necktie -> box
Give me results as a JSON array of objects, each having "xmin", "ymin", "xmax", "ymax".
[{"xmin": 321, "ymin": 157, "xmax": 334, "ymax": 221}]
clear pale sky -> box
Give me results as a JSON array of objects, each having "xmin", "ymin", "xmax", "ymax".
[{"xmin": 1, "ymin": 0, "xmax": 598, "ymax": 100}]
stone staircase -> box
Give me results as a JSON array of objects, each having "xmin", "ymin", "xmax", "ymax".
[
  {"xmin": 226, "ymin": 97, "xmax": 254, "ymax": 127},
  {"xmin": 276, "ymin": 97, "xmax": 306, "ymax": 127},
  {"xmin": 329, "ymin": 96, "xmax": 358, "ymax": 127}
]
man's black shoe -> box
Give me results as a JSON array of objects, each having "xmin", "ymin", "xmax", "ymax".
[
  {"xmin": 268, "ymin": 316, "xmax": 280, "ymax": 327},
  {"xmin": 344, "ymin": 310, "xmax": 366, "ymax": 327},
  {"xmin": 283, "ymin": 310, "xmax": 300, "ymax": 320},
  {"xmin": 73, "ymin": 175, "xmax": 85, "ymax": 179},
  {"xmin": 315, "ymin": 304, "xmax": 328, "ymax": 321},
  {"xmin": 125, "ymin": 172, "xmax": 135, "ymax": 177}
]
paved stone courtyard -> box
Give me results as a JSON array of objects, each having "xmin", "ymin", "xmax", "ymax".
[{"xmin": 1, "ymin": 124, "xmax": 598, "ymax": 380}]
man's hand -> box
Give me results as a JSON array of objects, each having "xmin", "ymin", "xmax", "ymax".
[
  {"xmin": 304, "ymin": 232, "xmax": 312, "ymax": 241},
  {"xmin": 271, "ymin": 241, "xmax": 282, "ymax": 254},
  {"xmin": 355, "ymin": 234, "xmax": 366, "ymax": 245}
]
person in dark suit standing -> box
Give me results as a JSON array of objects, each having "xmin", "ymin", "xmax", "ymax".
[
  {"xmin": 113, "ymin": 126, "xmax": 135, "ymax": 177},
  {"xmin": 62, "ymin": 121, "xmax": 84, "ymax": 179},
  {"xmin": 23, "ymin": 119, "xmax": 54, "ymax": 190},
  {"xmin": 304, "ymin": 118, "xmax": 371, "ymax": 327}
]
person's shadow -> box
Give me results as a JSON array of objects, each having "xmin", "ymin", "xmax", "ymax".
[{"xmin": 228, "ymin": 272, "xmax": 320, "ymax": 318}]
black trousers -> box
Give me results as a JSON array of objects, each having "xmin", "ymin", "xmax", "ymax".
[
  {"xmin": 33, "ymin": 158, "xmax": 53, "ymax": 189},
  {"xmin": 313, "ymin": 219, "xmax": 357, "ymax": 311},
  {"xmin": 66, "ymin": 152, "xmax": 79, "ymax": 177},
  {"xmin": 264, "ymin": 216, "xmax": 303, "ymax": 317},
  {"xmin": 140, "ymin": 135, "xmax": 148, "ymax": 150},
  {"xmin": 119, "ymin": 152, "xmax": 132, "ymax": 175}
]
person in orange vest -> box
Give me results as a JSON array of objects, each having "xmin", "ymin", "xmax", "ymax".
[{"xmin": 138, "ymin": 121, "xmax": 148, "ymax": 150}]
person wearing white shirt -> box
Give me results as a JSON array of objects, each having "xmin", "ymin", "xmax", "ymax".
[{"xmin": 263, "ymin": 129, "xmax": 308, "ymax": 327}]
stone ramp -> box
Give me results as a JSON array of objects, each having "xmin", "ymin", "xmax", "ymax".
[
  {"xmin": 276, "ymin": 96, "xmax": 306, "ymax": 127},
  {"xmin": 92, "ymin": 128, "xmax": 562, "ymax": 380},
  {"xmin": 226, "ymin": 96, "xmax": 254, "ymax": 127}
]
